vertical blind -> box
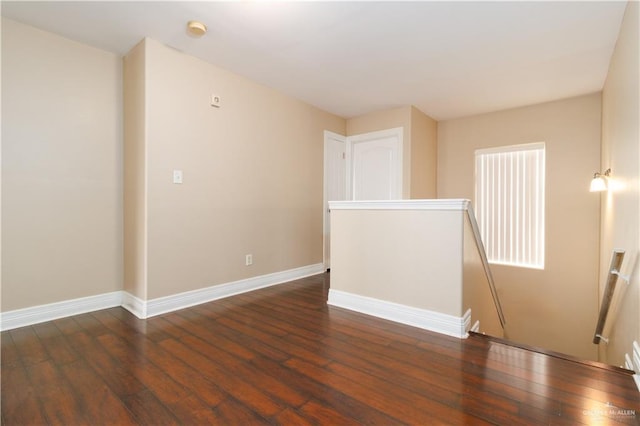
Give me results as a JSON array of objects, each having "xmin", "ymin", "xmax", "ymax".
[{"xmin": 475, "ymin": 143, "xmax": 545, "ymax": 269}]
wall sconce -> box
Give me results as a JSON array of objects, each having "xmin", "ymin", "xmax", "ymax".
[{"xmin": 590, "ymin": 168, "xmax": 611, "ymax": 192}]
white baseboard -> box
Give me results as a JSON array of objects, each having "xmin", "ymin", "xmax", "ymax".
[
  {"xmin": 121, "ymin": 291, "xmax": 147, "ymax": 319},
  {"xmin": 1, "ymin": 263, "xmax": 325, "ymax": 329},
  {"xmin": 1, "ymin": 291, "xmax": 122, "ymax": 331},
  {"xmin": 124, "ymin": 263, "xmax": 325, "ymax": 319},
  {"xmin": 327, "ymin": 289, "xmax": 471, "ymax": 339},
  {"xmin": 624, "ymin": 340, "xmax": 640, "ymax": 392}
]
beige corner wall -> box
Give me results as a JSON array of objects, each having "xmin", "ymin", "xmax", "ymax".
[
  {"xmin": 346, "ymin": 106, "xmax": 437, "ymax": 199},
  {"xmin": 346, "ymin": 106, "xmax": 412, "ymax": 137},
  {"xmin": 411, "ymin": 106, "xmax": 438, "ymax": 198},
  {"xmin": 123, "ymin": 40, "xmax": 147, "ymax": 300},
  {"xmin": 599, "ymin": 1, "xmax": 639, "ymax": 367},
  {"xmin": 1, "ymin": 18, "xmax": 123, "ymax": 310},
  {"xmin": 438, "ymin": 94, "xmax": 602, "ymax": 360},
  {"xmin": 127, "ymin": 38, "xmax": 345, "ymax": 300}
]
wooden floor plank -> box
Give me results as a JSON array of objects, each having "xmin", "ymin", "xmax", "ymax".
[
  {"xmin": 159, "ymin": 337, "xmax": 286, "ymax": 418},
  {"xmin": 249, "ymin": 355, "xmax": 403, "ymax": 425},
  {"xmin": 0, "ymin": 332, "xmax": 19, "ymax": 369},
  {"xmin": 32, "ymin": 321, "xmax": 79, "ymax": 366},
  {"xmin": 52, "ymin": 316, "xmax": 83, "ymax": 335},
  {"xmin": 1, "ymin": 365, "xmax": 49, "ymax": 425},
  {"xmin": 285, "ymin": 330, "xmax": 464, "ymax": 409},
  {"xmin": 62, "ymin": 330, "xmax": 147, "ymax": 398},
  {"xmin": 213, "ymin": 397, "xmax": 271, "ymax": 425},
  {"xmin": 95, "ymin": 333, "xmax": 192, "ymax": 406},
  {"xmin": 170, "ymin": 310, "xmax": 258, "ymax": 361},
  {"xmin": 163, "ymin": 394, "xmax": 220, "ymax": 425},
  {"xmin": 297, "ymin": 398, "xmax": 366, "ymax": 426},
  {"xmin": 71, "ymin": 312, "xmax": 112, "ymax": 336},
  {"xmin": 123, "ymin": 389, "xmax": 181, "ymax": 426},
  {"xmin": 9, "ymin": 326, "xmax": 49, "ymax": 366},
  {"xmin": 2, "ymin": 272, "xmax": 639, "ymax": 425},
  {"xmin": 208, "ymin": 316, "xmax": 291, "ymax": 361},
  {"xmin": 273, "ymin": 407, "xmax": 316, "ymax": 426},
  {"xmin": 58, "ymin": 359, "xmax": 139, "ymax": 425},
  {"xmin": 25, "ymin": 360, "xmax": 88, "ymax": 425},
  {"xmin": 96, "ymin": 312, "xmax": 229, "ymax": 408}
]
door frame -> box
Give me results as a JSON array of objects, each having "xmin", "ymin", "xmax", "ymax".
[{"xmin": 323, "ymin": 131, "xmax": 347, "ymax": 269}]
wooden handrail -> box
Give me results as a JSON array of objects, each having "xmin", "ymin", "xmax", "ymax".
[
  {"xmin": 593, "ymin": 249, "xmax": 625, "ymax": 344},
  {"xmin": 465, "ymin": 203, "xmax": 506, "ymax": 328}
]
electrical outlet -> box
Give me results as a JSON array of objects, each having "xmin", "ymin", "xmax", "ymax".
[{"xmin": 245, "ymin": 254, "xmax": 253, "ymax": 266}]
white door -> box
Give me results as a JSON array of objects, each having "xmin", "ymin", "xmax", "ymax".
[
  {"xmin": 347, "ymin": 127, "xmax": 403, "ymax": 200},
  {"xmin": 323, "ymin": 131, "xmax": 347, "ymax": 268}
]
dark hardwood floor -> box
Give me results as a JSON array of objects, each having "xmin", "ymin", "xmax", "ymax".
[{"xmin": 2, "ymin": 273, "xmax": 639, "ymax": 425}]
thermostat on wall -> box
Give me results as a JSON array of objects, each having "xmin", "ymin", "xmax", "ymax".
[{"xmin": 211, "ymin": 94, "xmax": 221, "ymax": 108}]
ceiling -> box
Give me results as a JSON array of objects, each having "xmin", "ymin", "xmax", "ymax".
[{"xmin": 1, "ymin": 1, "xmax": 628, "ymax": 120}]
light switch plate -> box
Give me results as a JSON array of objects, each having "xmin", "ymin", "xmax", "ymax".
[{"xmin": 173, "ymin": 170, "xmax": 183, "ymax": 184}]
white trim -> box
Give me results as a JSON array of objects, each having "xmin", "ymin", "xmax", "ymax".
[
  {"xmin": 327, "ymin": 289, "xmax": 471, "ymax": 338},
  {"xmin": 1, "ymin": 292, "xmax": 123, "ymax": 331},
  {"xmin": 121, "ymin": 292, "xmax": 148, "ymax": 319},
  {"xmin": 329, "ymin": 198, "xmax": 470, "ymax": 211},
  {"xmin": 625, "ymin": 341, "xmax": 640, "ymax": 392},
  {"xmin": 475, "ymin": 141, "xmax": 546, "ymax": 155},
  {"xmin": 346, "ymin": 127, "xmax": 404, "ymax": 144},
  {"xmin": 129, "ymin": 263, "xmax": 325, "ymax": 319},
  {"xmin": 323, "ymin": 130, "xmax": 347, "ymax": 269}
]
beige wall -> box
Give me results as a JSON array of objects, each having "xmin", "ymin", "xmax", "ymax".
[
  {"xmin": 1, "ymin": 18, "xmax": 123, "ymax": 310},
  {"xmin": 599, "ymin": 1, "xmax": 639, "ymax": 367},
  {"xmin": 438, "ymin": 94, "xmax": 602, "ymax": 360},
  {"xmin": 330, "ymin": 208, "xmax": 464, "ymax": 316},
  {"xmin": 346, "ymin": 106, "xmax": 437, "ymax": 199},
  {"xmin": 129, "ymin": 38, "xmax": 344, "ymax": 299}
]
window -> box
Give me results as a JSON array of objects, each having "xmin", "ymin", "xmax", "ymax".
[{"xmin": 475, "ymin": 143, "xmax": 545, "ymax": 269}]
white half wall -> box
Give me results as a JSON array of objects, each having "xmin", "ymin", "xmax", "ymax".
[
  {"xmin": 328, "ymin": 200, "xmax": 466, "ymax": 317},
  {"xmin": 328, "ymin": 199, "xmax": 503, "ymax": 339}
]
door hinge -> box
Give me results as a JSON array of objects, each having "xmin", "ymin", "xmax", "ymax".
[{"xmin": 342, "ymin": 152, "xmax": 345, "ymax": 159}]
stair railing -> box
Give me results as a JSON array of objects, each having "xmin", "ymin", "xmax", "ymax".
[
  {"xmin": 465, "ymin": 202, "xmax": 506, "ymax": 328},
  {"xmin": 593, "ymin": 249, "xmax": 626, "ymax": 344}
]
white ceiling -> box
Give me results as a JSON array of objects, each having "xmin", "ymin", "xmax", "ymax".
[{"xmin": 1, "ymin": 1, "xmax": 628, "ymax": 120}]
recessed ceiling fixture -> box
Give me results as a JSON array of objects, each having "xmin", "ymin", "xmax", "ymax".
[{"xmin": 187, "ymin": 20, "xmax": 207, "ymax": 37}]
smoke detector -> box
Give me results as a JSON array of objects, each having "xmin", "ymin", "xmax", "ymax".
[{"xmin": 187, "ymin": 21, "xmax": 207, "ymax": 37}]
